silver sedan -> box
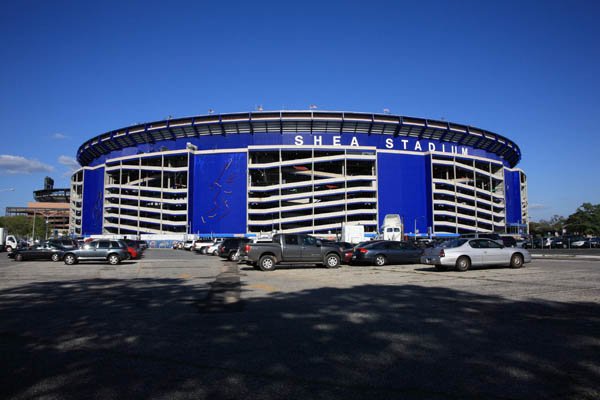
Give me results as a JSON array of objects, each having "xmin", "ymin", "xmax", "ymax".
[{"xmin": 421, "ymin": 238, "xmax": 532, "ymax": 272}]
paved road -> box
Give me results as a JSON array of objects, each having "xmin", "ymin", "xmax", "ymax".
[{"xmin": 0, "ymin": 250, "xmax": 599, "ymax": 399}]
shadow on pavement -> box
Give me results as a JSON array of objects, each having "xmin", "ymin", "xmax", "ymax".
[{"xmin": 0, "ymin": 278, "xmax": 598, "ymax": 399}]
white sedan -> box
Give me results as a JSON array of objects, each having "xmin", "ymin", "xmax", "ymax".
[{"xmin": 421, "ymin": 238, "xmax": 532, "ymax": 272}]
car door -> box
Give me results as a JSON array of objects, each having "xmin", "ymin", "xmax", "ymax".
[
  {"xmin": 79, "ymin": 242, "xmax": 99, "ymax": 259},
  {"xmin": 95, "ymin": 241, "xmax": 111, "ymax": 259},
  {"xmin": 282, "ymin": 235, "xmax": 302, "ymax": 261},
  {"xmin": 37, "ymin": 245, "xmax": 53, "ymax": 260},
  {"xmin": 384, "ymin": 241, "xmax": 402, "ymax": 263},
  {"xmin": 301, "ymin": 235, "xmax": 322, "ymax": 262},
  {"xmin": 399, "ymin": 242, "xmax": 422, "ymax": 263},
  {"xmin": 465, "ymin": 239, "xmax": 486, "ymax": 266},
  {"xmin": 480, "ymin": 239, "xmax": 509, "ymax": 264}
]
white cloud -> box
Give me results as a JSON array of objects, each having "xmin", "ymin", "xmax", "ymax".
[
  {"xmin": 0, "ymin": 155, "xmax": 54, "ymax": 175},
  {"xmin": 58, "ymin": 155, "xmax": 79, "ymax": 168},
  {"xmin": 53, "ymin": 133, "xmax": 68, "ymax": 139},
  {"xmin": 58, "ymin": 155, "xmax": 80, "ymax": 177}
]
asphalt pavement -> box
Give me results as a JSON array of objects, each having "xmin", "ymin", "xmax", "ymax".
[{"xmin": 0, "ymin": 249, "xmax": 599, "ymax": 399}]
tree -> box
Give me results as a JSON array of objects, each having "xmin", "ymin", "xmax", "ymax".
[
  {"xmin": 566, "ymin": 203, "xmax": 600, "ymax": 235},
  {"xmin": 529, "ymin": 215, "xmax": 565, "ymax": 236},
  {"xmin": 0, "ymin": 215, "xmax": 48, "ymax": 240}
]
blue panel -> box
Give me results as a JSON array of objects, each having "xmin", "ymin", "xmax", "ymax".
[
  {"xmin": 377, "ymin": 153, "xmax": 431, "ymax": 236},
  {"xmin": 190, "ymin": 152, "xmax": 247, "ymax": 235},
  {"xmin": 88, "ymin": 133, "xmax": 509, "ymax": 167},
  {"xmin": 82, "ymin": 167, "xmax": 104, "ymax": 235},
  {"xmin": 504, "ymin": 170, "xmax": 522, "ymax": 225}
]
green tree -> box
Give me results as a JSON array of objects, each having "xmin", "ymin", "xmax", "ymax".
[
  {"xmin": 566, "ymin": 203, "xmax": 600, "ymax": 235},
  {"xmin": 0, "ymin": 215, "xmax": 48, "ymax": 240},
  {"xmin": 529, "ymin": 215, "xmax": 565, "ymax": 236}
]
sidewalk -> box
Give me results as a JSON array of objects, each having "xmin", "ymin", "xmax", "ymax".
[{"xmin": 530, "ymin": 250, "xmax": 600, "ymax": 261}]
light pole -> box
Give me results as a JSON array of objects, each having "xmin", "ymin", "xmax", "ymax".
[{"xmin": 414, "ymin": 216, "xmax": 426, "ymax": 237}]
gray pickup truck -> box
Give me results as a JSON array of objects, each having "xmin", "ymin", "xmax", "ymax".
[{"xmin": 244, "ymin": 234, "xmax": 343, "ymax": 271}]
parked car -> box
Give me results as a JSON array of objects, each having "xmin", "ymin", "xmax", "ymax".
[
  {"xmin": 499, "ymin": 236, "xmax": 517, "ymax": 248},
  {"xmin": 206, "ymin": 240, "xmax": 224, "ymax": 256},
  {"xmin": 351, "ymin": 241, "xmax": 423, "ymax": 266},
  {"xmin": 47, "ymin": 238, "xmax": 79, "ymax": 249},
  {"xmin": 571, "ymin": 237, "xmax": 600, "ymax": 248},
  {"xmin": 62, "ymin": 240, "xmax": 130, "ymax": 265},
  {"xmin": 421, "ymin": 238, "xmax": 531, "ymax": 272},
  {"xmin": 193, "ymin": 239, "xmax": 216, "ymax": 254},
  {"xmin": 334, "ymin": 242, "xmax": 356, "ymax": 264},
  {"xmin": 9, "ymin": 243, "xmax": 67, "ymax": 262},
  {"xmin": 182, "ymin": 240, "xmax": 195, "ymax": 251},
  {"xmin": 460, "ymin": 233, "xmax": 503, "ymax": 245},
  {"xmin": 244, "ymin": 234, "xmax": 343, "ymax": 271},
  {"xmin": 218, "ymin": 238, "xmax": 251, "ymax": 261}
]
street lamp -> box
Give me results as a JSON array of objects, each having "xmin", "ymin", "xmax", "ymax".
[{"xmin": 414, "ymin": 216, "xmax": 426, "ymax": 236}]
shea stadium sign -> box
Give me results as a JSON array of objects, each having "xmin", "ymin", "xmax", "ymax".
[{"xmin": 290, "ymin": 134, "xmax": 470, "ymax": 156}]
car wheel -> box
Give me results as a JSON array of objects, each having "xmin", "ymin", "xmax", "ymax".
[
  {"xmin": 324, "ymin": 253, "xmax": 341, "ymax": 268},
  {"xmin": 108, "ymin": 254, "xmax": 120, "ymax": 265},
  {"xmin": 200, "ymin": 247, "xmax": 207, "ymax": 255},
  {"xmin": 228, "ymin": 251, "xmax": 239, "ymax": 261},
  {"xmin": 374, "ymin": 255, "xmax": 386, "ymax": 266},
  {"xmin": 5, "ymin": 246, "xmax": 12, "ymax": 253},
  {"xmin": 212, "ymin": 250, "xmax": 218, "ymax": 256},
  {"xmin": 51, "ymin": 253, "xmax": 60, "ymax": 262},
  {"xmin": 258, "ymin": 255, "xmax": 277, "ymax": 272},
  {"xmin": 15, "ymin": 253, "xmax": 23, "ymax": 261},
  {"xmin": 64, "ymin": 254, "xmax": 76, "ymax": 265},
  {"xmin": 510, "ymin": 253, "xmax": 524, "ymax": 269},
  {"xmin": 455, "ymin": 256, "xmax": 471, "ymax": 272},
  {"xmin": 434, "ymin": 264, "xmax": 446, "ymax": 271}
]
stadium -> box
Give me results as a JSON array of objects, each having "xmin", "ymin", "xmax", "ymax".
[{"xmin": 69, "ymin": 110, "xmax": 528, "ymax": 240}]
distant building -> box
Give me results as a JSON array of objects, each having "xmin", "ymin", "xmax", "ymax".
[{"xmin": 5, "ymin": 177, "xmax": 70, "ymax": 235}]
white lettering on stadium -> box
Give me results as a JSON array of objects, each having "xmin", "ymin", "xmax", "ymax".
[{"xmin": 294, "ymin": 135, "xmax": 469, "ymax": 155}]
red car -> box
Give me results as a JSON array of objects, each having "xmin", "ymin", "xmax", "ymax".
[{"xmin": 126, "ymin": 246, "xmax": 138, "ymax": 260}]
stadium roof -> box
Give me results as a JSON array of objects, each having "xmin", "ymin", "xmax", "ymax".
[{"xmin": 77, "ymin": 111, "xmax": 522, "ymax": 167}]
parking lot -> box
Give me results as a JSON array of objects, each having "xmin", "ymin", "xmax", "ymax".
[{"xmin": 1, "ymin": 249, "xmax": 599, "ymax": 399}]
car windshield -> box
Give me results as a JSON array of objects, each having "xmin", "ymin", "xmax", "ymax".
[{"xmin": 440, "ymin": 239, "xmax": 468, "ymax": 248}]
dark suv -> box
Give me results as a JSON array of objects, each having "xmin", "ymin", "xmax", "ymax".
[
  {"xmin": 63, "ymin": 240, "xmax": 130, "ymax": 265},
  {"xmin": 218, "ymin": 238, "xmax": 251, "ymax": 261}
]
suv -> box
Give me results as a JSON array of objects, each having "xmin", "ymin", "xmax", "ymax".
[{"xmin": 63, "ymin": 240, "xmax": 130, "ymax": 265}]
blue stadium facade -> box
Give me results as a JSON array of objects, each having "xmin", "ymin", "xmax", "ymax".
[{"xmin": 69, "ymin": 111, "xmax": 528, "ymax": 238}]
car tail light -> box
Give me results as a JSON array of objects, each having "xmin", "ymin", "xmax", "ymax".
[
  {"xmin": 220, "ymin": 246, "xmax": 225, "ymax": 253},
  {"xmin": 358, "ymin": 248, "xmax": 368, "ymax": 253},
  {"xmin": 439, "ymin": 249, "xmax": 445, "ymax": 257},
  {"xmin": 244, "ymin": 244, "xmax": 251, "ymax": 253}
]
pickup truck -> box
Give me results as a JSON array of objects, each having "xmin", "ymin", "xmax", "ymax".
[{"xmin": 243, "ymin": 234, "xmax": 343, "ymax": 271}]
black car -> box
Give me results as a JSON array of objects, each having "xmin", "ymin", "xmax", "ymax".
[
  {"xmin": 500, "ymin": 236, "xmax": 517, "ymax": 247},
  {"xmin": 218, "ymin": 238, "xmax": 251, "ymax": 261},
  {"xmin": 47, "ymin": 238, "xmax": 79, "ymax": 249},
  {"xmin": 9, "ymin": 243, "xmax": 67, "ymax": 262},
  {"xmin": 351, "ymin": 241, "xmax": 423, "ymax": 266}
]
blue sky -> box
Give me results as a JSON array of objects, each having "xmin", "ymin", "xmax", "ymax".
[{"xmin": 1, "ymin": 0, "xmax": 599, "ymax": 221}]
